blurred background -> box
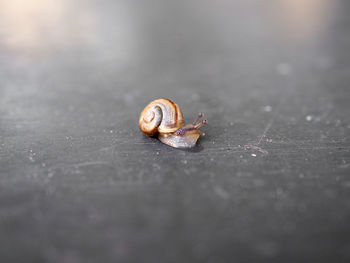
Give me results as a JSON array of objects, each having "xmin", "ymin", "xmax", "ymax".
[{"xmin": 1, "ymin": 0, "xmax": 350, "ymax": 262}]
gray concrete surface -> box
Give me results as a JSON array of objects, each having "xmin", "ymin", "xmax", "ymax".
[{"xmin": 1, "ymin": 0, "xmax": 350, "ymax": 262}]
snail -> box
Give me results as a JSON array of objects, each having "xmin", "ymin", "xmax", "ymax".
[{"xmin": 139, "ymin": 98, "xmax": 207, "ymax": 148}]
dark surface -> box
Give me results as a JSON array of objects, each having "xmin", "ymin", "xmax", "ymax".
[{"xmin": 1, "ymin": 0, "xmax": 350, "ymax": 262}]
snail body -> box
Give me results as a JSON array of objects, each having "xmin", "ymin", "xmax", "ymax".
[{"xmin": 139, "ymin": 98, "xmax": 207, "ymax": 148}]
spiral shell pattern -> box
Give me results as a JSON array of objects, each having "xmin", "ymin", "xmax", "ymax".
[{"xmin": 139, "ymin": 99, "xmax": 184, "ymax": 136}]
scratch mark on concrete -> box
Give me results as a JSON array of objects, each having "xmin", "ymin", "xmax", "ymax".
[
  {"xmin": 72, "ymin": 161, "xmax": 110, "ymax": 168},
  {"xmin": 244, "ymin": 111, "xmax": 276, "ymax": 155},
  {"xmin": 244, "ymin": 144, "xmax": 268, "ymax": 154},
  {"xmin": 258, "ymin": 118, "xmax": 274, "ymax": 145}
]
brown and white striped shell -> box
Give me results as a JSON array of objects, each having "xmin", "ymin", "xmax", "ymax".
[{"xmin": 139, "ymin": 98, "xmax": 184, "ymax": 136}]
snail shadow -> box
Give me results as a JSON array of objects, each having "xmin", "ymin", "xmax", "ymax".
[
  {"xmin": 139, "ymin": 133, "xmax": 207, "ymax": 153},
  {"xmin": 179, "ymin": 143, "xmax": 204, "ymax": 153}
]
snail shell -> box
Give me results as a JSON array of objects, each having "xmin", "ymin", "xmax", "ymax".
[
  {"xmin": 138, "ymin": 99, "xmax": 184, "ymax": 136},
  {"xmin": 139, "ymin": 98, "xmax": 207, "ymax": 148}
]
